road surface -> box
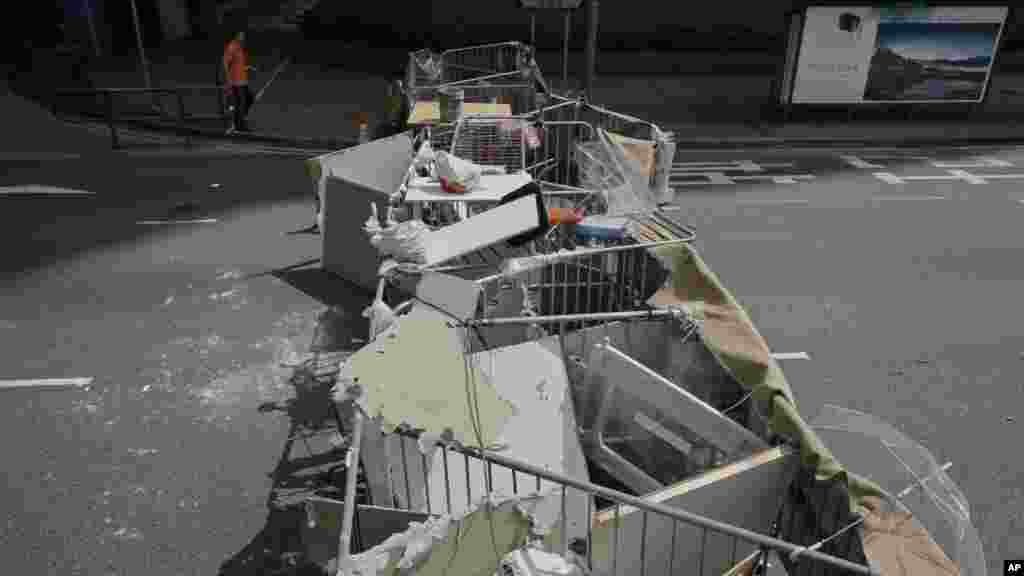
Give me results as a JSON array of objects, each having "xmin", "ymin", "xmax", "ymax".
[{"xmin": 1, "ymin": 140, "xmax": 1021, "ymax": 575}]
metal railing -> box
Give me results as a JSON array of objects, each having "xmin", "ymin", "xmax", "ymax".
[
  {"xmin": 373, "ymin": 427, "xmax": 879, "ymax": 576},
  {"xmin": 50, "ymin": 84, "xmax": 228, "ymax": 149}
]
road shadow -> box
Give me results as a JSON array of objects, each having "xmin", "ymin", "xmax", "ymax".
[{"xmin": 218, "ymin": 297, "xmax": 368, "ymax": 576}]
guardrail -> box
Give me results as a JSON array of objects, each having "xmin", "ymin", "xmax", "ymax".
[{"xmin": 51, "ymin": 84, "xmax": 228, "ymax": 149}]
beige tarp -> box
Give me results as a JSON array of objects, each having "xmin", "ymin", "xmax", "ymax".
[{"xmin": 647, "ymin": 243, "xmax": 889, "ymax": 510}]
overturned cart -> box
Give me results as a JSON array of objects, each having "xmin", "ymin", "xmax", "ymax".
[{"xmin": 297, "ymin": 43, "xmax": 980, "ymax": 576}]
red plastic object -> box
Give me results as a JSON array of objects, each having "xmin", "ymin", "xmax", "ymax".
[{"xmin": 548, "ymin": 207, "xmax": 583, "ymax": 225}]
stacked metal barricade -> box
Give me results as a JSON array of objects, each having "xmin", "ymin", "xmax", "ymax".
[{"xmin": 300, "ymin": 40, "xmax": 887, "ymax": 576}]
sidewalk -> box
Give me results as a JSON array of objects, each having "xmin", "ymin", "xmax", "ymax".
[{"xmin": 24, "ymin": 38, "xmax": 1024, "ymax": 150}]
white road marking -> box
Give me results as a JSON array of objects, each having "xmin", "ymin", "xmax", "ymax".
[
  {"xmin": 137, "ymin": 218, "xmax": 219, "ymax": 225},
  {"xmin": 737, "ymin": 198, "xmax": 811, "ymax": 206},
  {"xmin": 771, "ymin": 352, "xmax": 811, "ymax": 361},
  {"xmin": 672, "ymin": 172, "xmax": 815, "ymax": 185},
  {"xmin": 875, "ymin": 169, "xmax": 1024, "ymax": 185},
  {"xmin": 946, "ymin": 169, "xmax": 988, "ymax": 184},
  {"xmin": 930, "ymin": 157, "xmax": 1013, "ymax": 169},
  {"xmin": 844, "ymin": 154, "xmax": 1014, "ymax": 170},
  {"xmin": 0, "ymin": 378, "xmax": 93, "ymax": 390},
  {"xmin": 840, "ymin": 155, "xmax": 932, "ymax": 169},
  {"xmin": 671, "ymin": 172, "xmax": 738, "ymax": 185},
  {"xmin": 948, "ymin": 172, "xmax": 1024, "ymax": 182},
  {"xmin": 872, "ymin": 195, "xmax": 945, "ymax": 201},
  {"xmin": 0, "ymin": 153, "xmax": 83, "ymax": 161},
  {"xmin": 672, "ymin": 161, "xmax": 796, "ymax": 172},
  {"xmin": 0, "ymin": 185, "xmax": 95, "ymax": 196},
  {"xmin": 732, "ymin": 174, "xmax": 815, "ymax": 184}
]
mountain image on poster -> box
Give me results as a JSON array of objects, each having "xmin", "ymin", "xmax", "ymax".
[{"xmin": 863, "ymin": 20, "xmax": 1000, "ymax": 101}]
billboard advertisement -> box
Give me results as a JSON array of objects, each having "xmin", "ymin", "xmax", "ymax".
[{"xmin": 790, "ymin": 6, "xmax": 1008, "ymax": 104}]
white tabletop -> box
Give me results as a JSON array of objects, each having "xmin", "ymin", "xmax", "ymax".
[{"xmin": 404, "ymin": 172, "xmax": 533, "ymax": 204}]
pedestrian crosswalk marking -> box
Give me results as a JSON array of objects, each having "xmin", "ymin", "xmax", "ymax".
[
  {"xmin": 842, "ymin": 154, "xmax": 1014, "ymax": 170},
  {"xmin": 874, "ymin": 169, "xmax": 1024, "ymax": 185},
  {"xmin": 672, "ymin": 172, "xmax": 815, "ymax": 185},
  {"xmin": 672, "ymin": 161, "xmax": 796, "ymax": 172}
]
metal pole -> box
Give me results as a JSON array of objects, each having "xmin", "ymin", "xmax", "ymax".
[
  {"xmin": 584, "ymin": 0, "xmax": 599, "ymax": 100},
  {"xmin": 129, "ymin": 0, "xmax": 152, "ymax": 91},
  {"xmin": 336, "ymin": 407, "xmax": 364, "ymax": 575},
  {"xmin": 530, "ymin": 11, "xmax": 537, "ymax": 47},
  {"xmin": 562, "ymin": 10, "xmax": 571, "ymax": 92},
  {"xmin": 84, "ymin": 0, "xmax": 101, "ymax": 57}
]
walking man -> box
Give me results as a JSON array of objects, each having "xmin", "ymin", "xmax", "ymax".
[{"xmin": 223, "ymin": 31, "xmax": 255, "ymax": 132}]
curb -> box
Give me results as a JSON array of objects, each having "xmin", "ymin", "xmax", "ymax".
[
  {"xmin": 59, "ymin": 110, "xmax": 358, "ymax": 152},
  {"xmin": 61, "ymin": 109, "xmax": 1024, "ymax": 152},
  {"xmin": 672, "ymin": 134, "xmax": 1024, "ymax": 149}
]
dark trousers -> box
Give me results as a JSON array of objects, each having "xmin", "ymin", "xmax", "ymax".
[{"xmin": 230, "ymin": 85, "xmax": 253, "ymax": 130}]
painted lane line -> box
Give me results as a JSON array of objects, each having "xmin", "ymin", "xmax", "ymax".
[
  {"xmin": 672, "ymin": 172, "xmax": 815, "ymax": 185},
  {"xmin": 946, "ymin": 169, "xmax": 988, "ymax": 185},
  {"xmin": 671, "ymin": 172, "xmax": 738, "ymax": 185},
  {"xmin": 840, "ymin": 155, "xmax": 932, "ymax": 169},
  {"xmin": 136, "ymin": 218, "xmax": 219, "ymax": 225},
  {"xmin": 0, "ymin": 153, "xmax": 83, "ymax": 161},
  {"xmin": 930, "ymin": 157, "xmax": 1013, "ymax": 169},
  {"xmin": 948, "ymin": 172, "xmax": 1024, "ymax": 181},
  {"xmin": 731, "ymin": 174, "xmax": 815, "ymax": 184},
  {"xmin": 672, "ymin": 161, "xmax": 796, "ymax": 173},
  {"xmin": 0, "ymin": 377, "xmax": 93, "ymax": 390},
  {"xmin": 872, "ymin": 195, "xmax": 945, "ymax": 201},
  {"xmin": 0, "ymin": 185, "xmax": 95, "ymax": 196},
  {"xmin": 771, "ymin": 352, "xmax": 811, "ymax": 361},
  {"xmin": 737, "ymin": 199, "xmax": 811, "ymax": 207},
  {"xmin": 873, "ymin": 171, "xmax": 982, "ymax": 185}
]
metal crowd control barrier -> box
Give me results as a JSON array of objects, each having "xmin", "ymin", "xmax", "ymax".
[
  {"xmin": 51, "ymin": 85, "xmax": 227, "ymax": 149},
  {"xmin": 374, "ymin": 426, "xmax": 879, "ymax": 576}
]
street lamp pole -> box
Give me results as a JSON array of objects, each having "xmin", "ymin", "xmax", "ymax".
[
  {"xmin": 584, "ymin": 0, "xmax": 598, "ymax": 100},
  {"xmin": 84, "ymin": 0, "xmax": 101, "ymax": 57},
  {"xmin": 129, "ymin": 0, "xmax": 153, "ymax": 91}
]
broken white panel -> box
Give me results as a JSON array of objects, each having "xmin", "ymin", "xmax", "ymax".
[
  {"xmin": 585, "ymin": 341, "xmax": 768, "ymax": 494},
  {"xmin": 403, "ymin": 172, "xmax": 533, "ymax": 204},
  {"xmin": 417, "ymin": 337, "xmax": 591, "ymax": 543},
  {"xmin": 414, "ymin": 271, "xmax": 483, "ymax": 322},
  {"xmin": 421, "ymin": 194, "xmax": 542, "ymax": 267},
  {"xmin": 587, "ymin": 447, "xmax": 795, "ymax": 576}
]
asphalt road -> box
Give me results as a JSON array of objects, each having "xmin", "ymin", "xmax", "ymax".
[
  {"xmin": 666, "ymin": 145, "xmax": 1024, "ymax": 574},
  {"xmin": 1, "ymin": 139, "xmax": 1022, "ymax": 575},
  {"xmin": 0, "ymin": 144, "xmax": 364, "ymax": 575}
]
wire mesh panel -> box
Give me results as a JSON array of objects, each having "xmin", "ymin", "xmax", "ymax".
[
  {"xmin": 441, "ymin": 42, "xmax": 531, "ymax": 84},
  {"xmin": 450, "ymin": 116, "xmax": 529, "ymax": 172}
]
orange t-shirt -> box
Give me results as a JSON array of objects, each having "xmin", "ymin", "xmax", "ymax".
[{"xmin": 223, "ymin": 40, "xmax": 249, "ymax": 86}]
